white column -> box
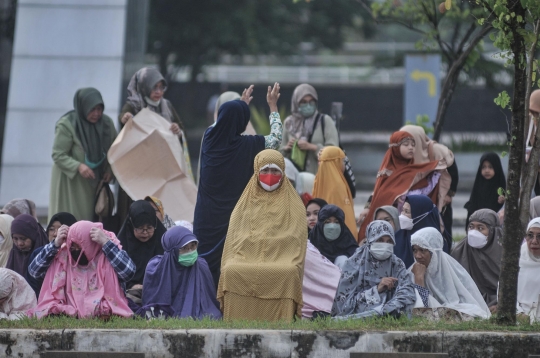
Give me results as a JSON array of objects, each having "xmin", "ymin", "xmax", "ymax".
[{"xmin": 0, "ymin": 0, "xmax": 127, "ymax": 214}]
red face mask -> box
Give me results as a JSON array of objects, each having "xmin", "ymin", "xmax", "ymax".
[{"xmin": 259, "ymin": 173, "xmax": 282, "ymax": 191}]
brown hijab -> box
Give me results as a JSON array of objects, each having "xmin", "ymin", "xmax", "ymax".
[{"xmin": 451, "ymin": 209, "xmax": 503, "ymax": 306}]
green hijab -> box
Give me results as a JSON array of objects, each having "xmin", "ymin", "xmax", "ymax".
[{"xmin": 67, "ymin": 88, "xmax": 113, "ymax": 169}]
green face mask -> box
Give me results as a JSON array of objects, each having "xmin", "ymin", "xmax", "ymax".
[
  {"xmin": 178, "ymin": 250, "xmax": 198, "ymax": 267},
  {"xmin": 298, "ymin": 103, "xmax": 316, "ymax": 118}
]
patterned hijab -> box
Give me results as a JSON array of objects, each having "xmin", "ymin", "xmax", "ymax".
[
  {"xmin": 0, "ymin": 268, "xmax": 37, "ymax": 318},
  {"xmin": 332, "ymin": 220, "xmax": 415, "ymax": 318},
  {"xmin": 126, "ymin": 67, "xmax": 173, "ymax": 121},
  {"xmin": 284, "ymin": 84, "xmax": 319, "ymax": 139},
  {"xmin": 1, "ymin": 199, "xmax": 36, "ymax": 219},
  {"xmin": 217, "ymin": 149, "xmax": 307, "ymax": 316}
]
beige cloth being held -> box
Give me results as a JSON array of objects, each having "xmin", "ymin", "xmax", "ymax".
[{"xmin": 217, "ymin": 149, "xmax": 307, "ymax": 319}]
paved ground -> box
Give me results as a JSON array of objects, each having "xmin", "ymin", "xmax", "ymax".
[{"xmin": 354, "ymin": 190, "xmax": 468, "ymax": 237}]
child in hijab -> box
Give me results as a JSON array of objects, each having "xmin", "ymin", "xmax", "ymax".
[
  {"xmin": 28, "ymin": 221, "xmax": 134, "ymax": 319},
  {"xmin": 516, "ymin": 218, "xmax": 540, "ymax": 321},
  {"xmin": 0, "ymin": 268, "xmax": 36, "ymax": 320},
  {"xmin": 464, "ymin": 152, "xmax": 506, "ymax": 228},
  {"xmin": 306, "ymin": 198, "xmax": 328, "ymax": 233},
  {"xmin": 26, "ymin": 212, "xmax": 77, "ymax": 297},
  {"xmin": 139, "ymin": 226, "xmax": 221, "ymax": 319},
  {"xmin": 308, "ymin": 205, "xmax": 358, "ymax": 268},
  {"xmin": 332, "ymin": 220, "xmax": 415, "ymax": 319},
  {"xmin": 117, "ymin": 200, "xmax": 166, "ymax": 305},
  {"xmin": 6, "ymin": 215, "xmax": 48, "ymax": 278},
  {"xmin": 451, "ymin": 209, "xmax": 502, "ymax": 311},
  {"xmin": 0, "ymin": 214, "xmax": 14, "ymax": 268},
  {"xmin": 218, "ymin": 149, "xmax": 306, "ymax": 322},
  {"xmin": 409, "ymin": 228, "xmax": 490, "ymax": 320},
  {"xmin": 394, "ymin": 195, "xmax": 450, "ymax": 268},
  {"xmin": 312, "ymin": 146, "xmax": 357, "ymax": 237},
  {"xmin": 359, "ymin": 131, "xmax": 444, "ymax": 240}
]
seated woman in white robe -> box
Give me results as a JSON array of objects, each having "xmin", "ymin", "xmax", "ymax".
[
  {"xmin": 0, "ymin": 268, "xmax": 37, "ymax": 320},
  {"xmin": 409, "ymin": 227, "xmax": 490, "ymax": 319},
  {"xmin": 302, "ymin": 241, "xmax": 341, "ymax": 319},
  {"xmin": 517, "ymin": 218, "xmax": 540, "ymax": 321}
]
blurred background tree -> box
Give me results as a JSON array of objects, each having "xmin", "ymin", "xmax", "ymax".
[{"xmin": 148, "ymin": 0, "xmax": 374, "ymax": 82}]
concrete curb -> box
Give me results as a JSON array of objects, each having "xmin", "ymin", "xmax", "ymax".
[{"xmin": 1, "ymin": 329, "xmax": 540, "ymax": 357}]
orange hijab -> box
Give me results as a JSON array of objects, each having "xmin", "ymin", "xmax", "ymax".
[
  {"xmin": 312, "ymin": 146, "xmax": 358, "ymax": 238},
  {"xmin": 359, "ymin": 131, "xmax": 439, "ymax": 239}
]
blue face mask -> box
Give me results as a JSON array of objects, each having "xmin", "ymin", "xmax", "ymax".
[
  {"xmin": 178, "ymin": 250, "xmax": 198, "ymax": 267},
  {"xmin": 298, "ymin": 103, "xmax": 316, "ymax": 118},
  {"xmin": 323, "ymin": 223, "xmax": 341, "ymax": 241}
]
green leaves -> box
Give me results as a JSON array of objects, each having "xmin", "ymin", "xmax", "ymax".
[{"xmin": 494, "ymin": 91, "xmax": 511, "ymax": 109}]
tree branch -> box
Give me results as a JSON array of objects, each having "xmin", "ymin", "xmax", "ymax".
[{"xmin": 456, "ymin": 22, "xmax": 479, "ymax": 55}]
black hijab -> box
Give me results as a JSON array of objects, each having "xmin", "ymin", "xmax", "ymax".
[
  {"xmin": 118, "ymin": 200, "xmax": 166, "ymax": 288},
  {"xmin": 464, "ymin": 152, "xmax": 506, "ymax": 225},
  {"xmin": 308, "ymin": 204, "xmax": 358, "ymax": 262},
  {"xmin": 46, "ymin": 212, "xmax": 77, "ymax": 233}
]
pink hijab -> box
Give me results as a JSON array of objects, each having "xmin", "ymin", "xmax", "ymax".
[{"xmin": 29, "ymin": 221, "xmax": 132, "ymax": 319}]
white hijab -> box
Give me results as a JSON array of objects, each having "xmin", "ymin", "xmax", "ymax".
[
  {"xmin": 409, "ymin": 227, "xmax": 490, "ymax": 318},
  {"xmin": 517, "ymin": 218, "xmax": 540, "ymax": 316}
]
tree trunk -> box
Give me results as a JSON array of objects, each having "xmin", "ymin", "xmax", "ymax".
[
  {"xmin": 496, "ymin": 8, "xmax": 527, "ymax": 325},
  {"xmin": 433, "ymin": 25, "xmax": 492, "ymax": 141}
]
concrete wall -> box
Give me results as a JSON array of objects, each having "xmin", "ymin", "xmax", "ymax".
[
  {"xmin": 0, "ymin": 0, "xmax": 127, "ymax": 211},
  {"xmin": 1, "ymin": 329, "xmax": 540, "ymax": 358}
]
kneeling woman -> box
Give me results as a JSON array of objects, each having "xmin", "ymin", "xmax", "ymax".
[
  {"xmin": 139, "ymin": 226, "xmax": 221, "ymax": 319},
  {"xmin": 218, "ymin": 149, "xmax": 306, "ymax": 322},
  {"xmin": 409, "ymin": 228, "xmax": 490, "ymax": 319},
  {"xmin": 332, "ymin": 220, "xmax": 415, "ymax": 319}
]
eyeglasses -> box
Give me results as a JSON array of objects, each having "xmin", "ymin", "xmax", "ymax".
[
  {"xmin": 152, "ymin": 85, "xmax": 167, "ymax": 93},
  {"xmin": 134, "ymin": 226, "xmax": 155, "ymax": 234},
  {"xmin": 526, "ymin": 233, "xmax": 540, "ymax": 242}
]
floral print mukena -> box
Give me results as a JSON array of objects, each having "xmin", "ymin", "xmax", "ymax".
[{"xmin": 332, "ymin": 220, "xmax": 415, "ymax": 319}]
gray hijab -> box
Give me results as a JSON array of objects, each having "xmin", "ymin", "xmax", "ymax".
[
  {"xmin": 284, "ymin": 83, "xmax": 319, "ymax": 139},
  {"xmin": 530, "ymin": 196, "xmax": 540, "ymax": 220},
  {"xmin": 126, "ymin": 67, "xmax": 173, "ymax": 121},
  {"xmin": 451, "ymin": 209, "xmax": 503, "ymax": 306},
  {"xmin": 332, "ymin": 220, "xmax": 415, "ymax": 318},
  {"xmin": 373, "ymin": 205, "xmax": 401, "ymax": 231}
]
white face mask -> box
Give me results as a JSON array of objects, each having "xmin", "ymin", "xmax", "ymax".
[
  {"xmin": 399, "ymin": 215, "xmax": 414, "ymax": 231},
  {"xmin": 468, "ymin": 229, "xmax": 488, "ymax": 248},
  {"xmin": 370, "ymin": 242, "xmax": 394, "ymax": 261}
]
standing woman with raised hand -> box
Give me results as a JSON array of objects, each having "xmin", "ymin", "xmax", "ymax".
[
  {"xmin": 280, "ymin": 84, "xmax": 339, "ymax": 175},
  {"xmin": 49, "ymin": 88, "xmax": 117, "ymax": 222},
  {"xmin": 195, "ymin": 83, "xmax": 282, "ymax": 287}
]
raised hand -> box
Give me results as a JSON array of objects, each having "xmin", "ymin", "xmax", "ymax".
[
  {"xmin": 241, "ymin": 85, "xmax": 255, "ymax": 105},
  {"xmin": 267, "ymin": 82, "xmax": 280, "ymax": 113}
]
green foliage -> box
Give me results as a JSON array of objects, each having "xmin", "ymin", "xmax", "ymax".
[
  {"xmin": 250, "ymin": 104, "xmax": 288, "ymax": 135},
  {"xmin": 494, "ymin": 91, "xmax": 511, "ymax": 109},
  {"xmin": 148, "ymin": 0, "xmax": 372, "ymax": 77},
  {"xmin": 406, "ymin": 114, "xmax": 434, "ymax": 135},
  {"xmin": 3, "ymin": 314, "xmax": 540, "ymax": 331}
]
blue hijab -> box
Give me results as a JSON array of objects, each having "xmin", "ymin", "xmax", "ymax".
[
  {"xmin": 139, "ymin": 226, "xmax": 222, "ymax": 319},
  {"xmin": 394, "ymin": 195, "xmax": 449, "ymax": 268},
  {"xmin": 193, "ymin": 100, "xmax": 265, "ymax": 286}
]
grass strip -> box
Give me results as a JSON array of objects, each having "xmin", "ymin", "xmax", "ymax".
[{"xmin": 1, "ymin": 315, "xmax": 540, "ymax": 332}]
